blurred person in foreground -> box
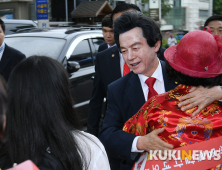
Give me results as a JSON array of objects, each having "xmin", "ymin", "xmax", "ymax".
[
  {"xmin": 123, "ymin": 28, "xmax": 222, "ymax": 169},
  {"xmin": 99, "ymin": 14, "xmax": 115, "ymax": 52},
  {"xmin": 0, "ymin": 56, "xmax": 110, "ymax": 170},
  {"xmin": 0, "ymin": 75, "xmax": 7, "ymax": 144},
  {"xmin": 204, "ymin": 15, "xmax": 222, "ymax": 38},
  {"xmin": 0, "ymin": 19, "xmax": 26, "ymax": 81}
]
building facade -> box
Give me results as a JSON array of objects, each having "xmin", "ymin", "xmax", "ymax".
[{"xmin": 164, "ymin": 0, "xmax": 213, "ymax": 31}]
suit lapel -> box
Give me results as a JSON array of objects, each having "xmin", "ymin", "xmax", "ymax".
[
  {"xmin": 124, "ymin": 72, "xmax": 145, "ymax": 114},
  {"xmin": 0, "ymin": 44, "xmax": 11, "ymax": 73},
  {"xmin": 108, "ymin": 46, "xmax": 121, "ymax": 80},
  {"xmin": 160, "ymin": 60, "xmax": 177, "ymax": 91}
]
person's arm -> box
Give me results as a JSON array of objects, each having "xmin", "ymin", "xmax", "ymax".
[
  {"xmin": 178, "ymin": 86, "xmax": 222, "ymax": 116},
  {"xmin": 87, "ymin": 54, "xmax": 106, "ymax": 137},
  {"xmin": 99, "ymin": 85, "xmax": 136, "ymax": 160},
  {"xmin": 99, "ymin": 85, "xmax": 173, "ymax": 161}
]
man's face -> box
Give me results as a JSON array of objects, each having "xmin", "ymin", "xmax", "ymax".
[
  {"xmin": 0, "ymin": 25, "xmax": 4, "ymax": 46},
  {"xmin": 207, "ymin": 20, "xmax": 222, "ymax": 38},
  {"xmin": 119, "ymin": 27, "xmax": 159, "ymax": 77},
  {"xmin": 102, "ymin": 26, "xmax": 115, "ymax": 46}
]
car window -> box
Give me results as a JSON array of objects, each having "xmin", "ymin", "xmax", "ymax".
[
  {"xmin": 69, "ymin": 39, "xmax": 93, "ymax": 68},
  {"xmin": 5, "ymin": 23, "xmax": 36, "ymax": 35},
  {"xmin": 92, "ymin": 38, "xmax": 105, "ymax": 53},
  {"xmin": 4, "ymin": 37, "xmax": 66, "ymax": 59}
]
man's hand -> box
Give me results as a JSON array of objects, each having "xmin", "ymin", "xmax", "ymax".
[
  {"xmin": 178, "ymin": 86, "xmax": 222, "ymax": 116},
  {"xmin": 137, "ymin": 128, "xmax": 173, "ymax": 152}
]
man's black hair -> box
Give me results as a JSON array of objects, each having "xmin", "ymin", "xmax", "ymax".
[
  {"xmin": 0, "ymin": 19, "xmax": 5, "ymax": 34},
  {"xmin": 102, "ymin": 14, "xmax": 113, "ymax": 28},
  {"xmin": 114, "ymin": 11, "xmax": 162, "ymax": 54},
  {"xmin": 204, "ymin": 15, "xmax": 222, "ymax": 27},
  {"xmin": 165, "ymin": 60, "xmax": 222, "ymax": 87},
  {"xmin": 110, "ymin": 3, "xmax": 141, "ymax": 23}
]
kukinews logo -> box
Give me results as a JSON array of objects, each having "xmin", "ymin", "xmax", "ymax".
[{"xmin": 149, "ymin": 149, "xmax": 221, "ymax": 161}]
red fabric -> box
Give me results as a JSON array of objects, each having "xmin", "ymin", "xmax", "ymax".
[
  {"xmin": 123, "ymin": 63, "xmax": 130, "ymax": 76},
  {"xmin": 123, "ymin": 84, "xmax": 222, "ymax": 169},
  {"xmin": 145, "ymin": 77, "xmax": 158, "ymax": 100}
]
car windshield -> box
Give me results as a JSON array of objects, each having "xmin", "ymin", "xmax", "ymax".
[{"xmin": 4, "ymin": 37, "xmax": 66, "ymax": 59}]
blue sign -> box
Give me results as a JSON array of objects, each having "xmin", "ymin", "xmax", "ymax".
[{"xmin": 36, "ymin": 0, "xmax": 48, "ymax": 20}]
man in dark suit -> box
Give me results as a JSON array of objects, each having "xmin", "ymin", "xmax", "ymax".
[
  {"xmin": 98, "ymin": 14, "xmax": 115, "ymax": 52},
  {"xmin": 99, "ymin": 11, "xmax": 176, "ymax": 170},
  {"xmin": 0, "ymin": 19, "xmax": 26, "ymax": 81},
  {"xmin": 99, "ymin": 10, "xmax": 222, "ymax": 170},
  {"xmin": 87, "ymin": 3, "xmax": 141, "ymax": 138}
]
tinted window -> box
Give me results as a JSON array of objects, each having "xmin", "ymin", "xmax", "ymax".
[
  {"xmin": 5, "ymin": 23, "xmax": 36, "ymax": 35},
  {"xmin": 69, "ymin": 39, "xmax": 93, "ymax": 68},
  {"xmin": 92, "ymin": 38, "xmax": 105, "ymax": 52},
  {"xmin": 5, "ymin": 37, "xmax": 66, "ymax": 59}
]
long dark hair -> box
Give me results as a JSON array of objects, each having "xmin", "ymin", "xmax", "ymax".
[{"xmin": 0, "ymin": 56, "xmax": 87, "ymax": 169}]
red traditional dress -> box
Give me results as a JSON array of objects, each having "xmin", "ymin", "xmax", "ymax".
[{"xmin": 123, "ymin": 84, "xmax": 222, "ymax": 170}]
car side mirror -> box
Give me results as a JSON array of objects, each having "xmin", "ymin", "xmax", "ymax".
[{"xmin": 67, "ymin": 61, "xmax": 80, "ymax": 73}]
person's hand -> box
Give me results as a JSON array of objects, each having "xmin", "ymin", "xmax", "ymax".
[
  {"xmin": 137, "ymin": 128, "xmax": 173, "ymax": 152},
  {"xmin": 178, "ymin": 86, "xmax": 222, "ymax": 116}
]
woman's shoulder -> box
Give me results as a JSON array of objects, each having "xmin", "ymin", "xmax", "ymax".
[
  {"xmin": 74, "ymin": 131, "xmax": 105, "ymax": 150},
  {"xmin": 73, "ymin": 131, "xmax": 110, "ymax": 170}
]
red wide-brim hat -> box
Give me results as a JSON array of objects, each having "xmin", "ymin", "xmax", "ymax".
[{"xmin": 164, "ymin": 30, "xmax": 222, "ymax": 78}]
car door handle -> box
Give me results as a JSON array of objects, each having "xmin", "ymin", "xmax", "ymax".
[{"xmin": 91, "ymin": 76, "xmax": 94, "ymax": 80}]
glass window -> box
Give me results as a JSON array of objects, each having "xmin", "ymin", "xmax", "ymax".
[
  {"xmin": 199, "ymin": 10, "xmax": 209, "ymax": 18},
  {"xmin": 4, "ymin": 37, "xmax": 66, "ymax": 60},
  {"xmin": 92, "ymin": 38, "xmax": 105, "ymax": 52},
  {"xmin": 173, "ymin": 0, "xmax": 181, "ymax": 7},
  {"xmin": 5, "ymin": 23, "xmax": 36, "ymax": 35},
  {"xmin": 69, "ymin": 39, "xmax": 93, "ymax": 68}
]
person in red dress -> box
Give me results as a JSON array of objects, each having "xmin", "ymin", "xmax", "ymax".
[{"xmin": 123, "ymin": 28, "xmax": 222, "ymax": 169}]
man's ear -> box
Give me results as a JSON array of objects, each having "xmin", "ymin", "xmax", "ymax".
[{"xmin": 154, "ymin": 40, "xmax": 161, "ymax": 53}]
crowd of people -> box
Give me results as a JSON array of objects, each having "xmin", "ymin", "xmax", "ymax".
[{"xmin": 0, "ymin": 2, "xmax": 222, "ymax": 170}]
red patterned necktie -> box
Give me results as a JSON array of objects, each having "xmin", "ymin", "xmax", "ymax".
[
  {"xmin": 123, "ymin": 62, "xmax": 130, "ymax": 76},
  {"xmin": 145, "ymin": 77, "xmax": 158, "ymax": 100}
]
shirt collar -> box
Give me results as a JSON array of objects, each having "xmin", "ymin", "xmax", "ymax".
[
  {"xmin": 0, "ymin": 42, "xmax": 5, "ymax": 54},
  {"xmin": 138, "ymin": 59, "xmax": 163, "ymax": 83},
  {"xmin": 108, "ymin": 43, "xmax": 116, "ymax": 48}
]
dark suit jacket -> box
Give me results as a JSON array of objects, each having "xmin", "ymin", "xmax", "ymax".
[
  {"xmin": 0, "ymin": 44, "xmax": 26, "ymax": 81},
  {"xmin": 99, "ymin": 61, "xmax": 177, "ymax": 169},
  {"xmin": 98, "ymin": 42, "xmax": 108, "ymax": 52},
  {"xmin": 87, "ymin": 46, "xmax": 121, "ymax": 136}
]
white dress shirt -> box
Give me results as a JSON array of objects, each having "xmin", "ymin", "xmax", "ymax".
[
  {"xmin": 0, "ymin": 42, "xmax": 5, "ymax": 61},
  {"xmin": 131, "ymin": 60, "xmax": 166, "ymax": 152},
  {"xmin": 120, "ymin": 52, "xmax": 125, "ymax": 77}
]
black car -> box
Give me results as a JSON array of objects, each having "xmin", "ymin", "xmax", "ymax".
[
  {"xmin": 5, "ymin": 27, "xmax": 105, "ymax": 127},
  {"xmin": 2, "ymin": 19, "xmax": 38, "ymax": 35}
]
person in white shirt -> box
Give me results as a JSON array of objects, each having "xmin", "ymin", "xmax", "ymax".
[{"xmin": 167, "ymin": 34, "xmax": 177, "ymax": 47}]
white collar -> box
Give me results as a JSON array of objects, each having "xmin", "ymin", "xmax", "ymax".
[{"xmin": 138, "ymin": 59, "xmax": 163, "ymax": 83}]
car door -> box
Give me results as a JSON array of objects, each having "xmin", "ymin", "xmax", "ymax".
[{"xmin": 65, "ymin": 33, "xmax": 103, "ymax": 127}]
